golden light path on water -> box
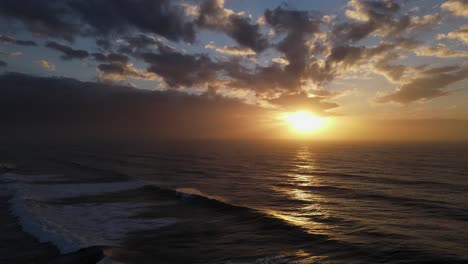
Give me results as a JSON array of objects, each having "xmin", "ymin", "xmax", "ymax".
[{"xmin": 264, "ymin": 146, "xmax": 333, "ymax": 236}]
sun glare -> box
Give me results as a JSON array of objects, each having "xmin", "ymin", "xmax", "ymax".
[{"xmin": 283, "ymin": 111, "xmax": 325, "ymax": 133}]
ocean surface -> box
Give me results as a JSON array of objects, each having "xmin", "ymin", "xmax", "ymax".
[{"xmin": 1, "ymin": 141, "xmax": 467, "ymax": 263}]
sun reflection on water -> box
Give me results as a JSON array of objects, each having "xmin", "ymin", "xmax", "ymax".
[{"xmin": 265, "ymin": 146, "xmax": 333, "ymax": 235}]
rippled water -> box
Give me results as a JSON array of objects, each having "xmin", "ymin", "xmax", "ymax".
[{"xmin": 2, "ymin": 141, "xmax": 468, "ymax": 263}]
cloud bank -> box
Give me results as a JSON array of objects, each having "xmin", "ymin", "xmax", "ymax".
[
  {"xmin": 0, "ymin": 72, "xmax": 270, "ymax": 141},
  {"xmin": 0, "ymin": 0, "xmax": 467, "ymax": 117}
]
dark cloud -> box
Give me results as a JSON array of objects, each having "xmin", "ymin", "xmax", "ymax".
[
  {"xmin": 68, "ymin": 0, "xmax": 195, "ymax": 42},
  {"xmin": 264, "ymin": 7, "xmax": 323, "ymax": 88},
  {"xmin": 126, "ymin": 34, "xmax": 161, "ymax": 49},
  {"xmin": 264, "ymin": 7, "xmax": 321, "ymax": 33},
  {"xmin": 14, "ymin": 39, "xmax": 37, "ymax": 46},
  {"xmin": 325, "ymin": 43, "xmax": 390, "ymax": 70},
  {"xmin": 0, "ymin": 35, "xmax": 37, "ymax": 46},
  {"xmin": 0, "ymin": 60, "xmax": 6, "ymax": 67},
  {"xmin": 332, "ymin": 0, "xmax": 403, "ymax": 43},
  {"xmin": 0, "ymin": 0, "xmax": 195, "ymax": 42},
  {"xmin": 324, "ymin": 39, "xmax": 419, "ymax": 80},
  {"xmin": 92, "ymin": 52, "xmax": 152, "ymax": 81},
  {"xmin": 95, "ymin": 38, "xmax": 112, "ymax": 49},
  {"xmin": 327, "ymin": 45, "xmax": 366, "ymax": 67},
  {"xmin": 116, "ymin": 35, "xmax": 162, "ymax": 55},
  {"xmin": 97, "ymin": 63, "xmax": 127, "ymax": 76},
  {"xmin": 218, "ymin": 6, "xmax": 326, "ymax": 94},
  {"xmin": 0, "ymin": 0, "xmax": 270, "ymax": 50},
  {"xmin": 141, "ymin": 44, "xmax": 219, "ymax": 87},
  {"xmin": 332, "ymin": 0, "xmax": 439, "ymax": 45},
  {"xmin": 45, "ymin": 41, "xmax": 89, "ymax": 60},
  {"xmin": 224, "ymin": 60, "xmax": 307, "ymax": 93},
  {"xmin": 92, "ymin": 53, "xmax": 107, "ymax": 62},
  {"xmin": 0, "ymin": 0, "xmax": 78, "ymax": 40},
  {"xmin": 376, "ymin": 64, "xmax": 468, "ymax": 104},
  {"xmin": 92, "ymin": 52, "xmax": 129, "ymax": 64},
  {"xmin": 0, "ymin": 72, "xmax": 267, "ymax": 141},
  {"xmin": 108, "ymin": 53, "xmax": 128, "ymax": 64},
  {"xmin": 197, "ymin": 0, "xmax": 267, "ymax": 52}
]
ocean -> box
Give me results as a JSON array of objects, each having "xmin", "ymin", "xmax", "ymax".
[{"xmin": 1, "ymin": 141, "xmax": 467, "ymax": 263}]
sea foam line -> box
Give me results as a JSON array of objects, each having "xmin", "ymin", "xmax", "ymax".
[{"xmin": 1, "ymin": 172, "xmax": 177, "ymax": 258}]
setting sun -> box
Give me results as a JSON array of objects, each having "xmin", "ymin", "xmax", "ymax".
[{"xmin": 283, "ymin": 111, "xmax": 325, "ymax": 133}]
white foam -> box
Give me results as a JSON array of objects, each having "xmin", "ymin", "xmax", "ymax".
[
  {"xmin": 2, "ymin": 173, "xmax": 178, "ymax": 255},
  {"xmin": 97, "ymin": 256, "xmax": 125, "ymax": 264},
  {"xmin": 176, "ymin": 187, "xmax": 228, "ymax": 203}
]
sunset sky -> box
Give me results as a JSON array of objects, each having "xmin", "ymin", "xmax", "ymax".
[{"xmin": 1, "ymin": 0, "xmax": 467, "ymax": 141}]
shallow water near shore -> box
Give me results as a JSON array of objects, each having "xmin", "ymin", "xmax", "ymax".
[{"xmin": 1, "ymin": 141, "xmax": 468, "ymax": 263}]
